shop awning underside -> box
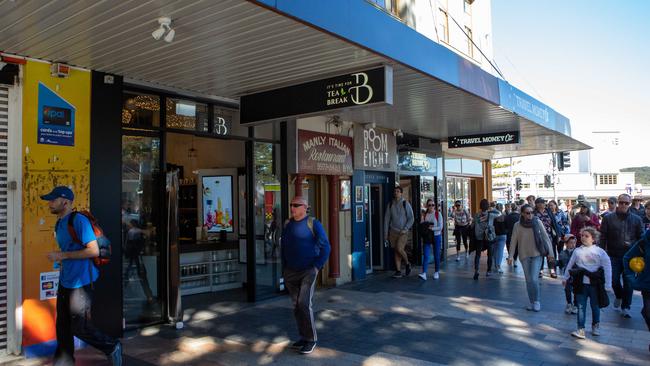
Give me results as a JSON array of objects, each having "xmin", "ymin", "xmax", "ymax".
[{"xmin": 0, "ymin": 0, "xmax": 589, "ymax": 159}]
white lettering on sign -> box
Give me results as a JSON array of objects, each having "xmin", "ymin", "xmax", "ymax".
[
  {"xmin": 349, "ymin": 72, "xmax": 373, "ymax": 105},
  {"xmin": 362, "ymin": 128, "xmax": 390, "ymax": 168},
  {"xmin": 214, "ymin": 117, "xmax": 228, "ymax": 135},
  {"xmin": 514, "ymin": 94, "xmax": 549, "ymax": 122},
  {"xmin": 455, "ymin": 133, "xmax": 516, "ymax": 146}
]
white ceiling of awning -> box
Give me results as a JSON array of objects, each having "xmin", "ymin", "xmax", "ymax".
[{"xmin": 0, "ymin": 0, "xmax": 589, "ymax": 159}]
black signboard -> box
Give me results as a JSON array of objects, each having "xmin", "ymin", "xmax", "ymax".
[
  {"xmin": 240, "ymin": 66, "xmax": 393, "ymax": 124},
  {"xmin": 448, "ymin": 131, "xmax": 520, "ymax": 148}
]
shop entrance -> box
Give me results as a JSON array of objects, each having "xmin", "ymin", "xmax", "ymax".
[
  {"xmin": 120, "ymin": 89, "xmax": 285, "ymax": 329},
  {"xmin": 367, "ymin": 184, "xmax": 384, "ymax": 272}
]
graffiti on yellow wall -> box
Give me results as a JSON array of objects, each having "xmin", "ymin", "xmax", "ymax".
[{"xmin": 21, "ymin": 60, "xmax": 91, "ymax": 347}]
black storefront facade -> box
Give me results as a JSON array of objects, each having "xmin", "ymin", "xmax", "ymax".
[{"xmin": 90, "ymin": 72, "xmax": 289, "ymax": 334}]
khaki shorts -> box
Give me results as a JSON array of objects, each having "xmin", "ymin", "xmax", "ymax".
[{"xmin": 388, "ymin": 230, "xmax": 408, "ymax": 252}]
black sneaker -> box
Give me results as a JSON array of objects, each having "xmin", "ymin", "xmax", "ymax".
[
  {"xmin": 405, "ymin": 263, "xmax": 412, "ymax": 276},
  {"xmin": 109, "ymin": 341, "xmax": 122, "ymax": 366},
  {"xmin": 392, "ymin": 271, "xmax": 403, "ymax": 278},
  {"xmin": 299, "ymin": 341, "xmax": 316, "ymax": 354},
  {"xmin": 473, "ymin": 272, "xmax": 479, "ymax": 280},
  {"xmin": 291, "ymin": 340, "xmax": 306, "ymax": 349}
]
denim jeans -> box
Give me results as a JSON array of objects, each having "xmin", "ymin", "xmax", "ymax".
[
  {"xmin": 495, "ymin": 235, "xmax": 507, "ymax": 269},
  {"xmin": 576, "ymin": 283, "xmax": 600, "ymax": 328},
  {"xmin": 520, "ymin": 256, "xmax": 543, "ymax": 303},
  {"xmin": 642, "ymin": 291, "xmax": 650, "ymax": 331},
  {"xmin": 474, "ymin": 240, "xmax": 497, "ymax": 273},
  {"xmin": 422, "ymin": 235, "xmax": 442, "ymax": 273},
  {"xmin": 611, "ymin": 256, "xmax": 633, "ymax": 310}
]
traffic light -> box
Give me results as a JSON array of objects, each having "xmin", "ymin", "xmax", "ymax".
[
  {"xmin": 562, "ymin": 152, "xmax": 571, "ymax": 168},
  {"xmin": 558, "ymin": 151, "xmax": 571, "ymax": 171},
  {"xmin": 515, "ymin": 177, "xmax": 522, "ymax": 191},
  {"xmin": 544, "ymin": 174, "xmax": 551, "ymax": 188}
]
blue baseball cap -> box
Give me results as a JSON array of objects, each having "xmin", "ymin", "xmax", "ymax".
[{"xmin": 40, "ymin": 186, "xmax": 74, "ymax": 201}]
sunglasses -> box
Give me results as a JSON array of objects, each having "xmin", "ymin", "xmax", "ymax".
[
  {"xmin": 618, "ymin": 201, "xmax": 631, "ymax": 206},
  {"xmin": 290, "ymin": 203, "xmax": 304, "ymax": 208},
  {"xmin": 427, "ymin": 204, "xmax": 435, "ymax": 207}
]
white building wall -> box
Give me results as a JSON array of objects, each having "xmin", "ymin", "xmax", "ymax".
[{"xmin": 398, "ymin": 0, "xmax": 495, "ymax": 74}]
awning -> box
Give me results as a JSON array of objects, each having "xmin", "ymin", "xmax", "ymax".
[{"xmin": 0, "ymin": 0, "xmax": 589, "ymax": 158}]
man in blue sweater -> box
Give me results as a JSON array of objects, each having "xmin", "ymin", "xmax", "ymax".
[{"xmin": 281, "ymin": 196, "xmax": 331, "ymax": 354}]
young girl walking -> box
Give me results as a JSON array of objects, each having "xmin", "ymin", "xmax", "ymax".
[
  {"xmin": 419, "ymin": 199, "xmax": 443, "ymax": 280},
  {"xmin": 562, "ymin": 227, "xmax": 612, "ymax": 339}
]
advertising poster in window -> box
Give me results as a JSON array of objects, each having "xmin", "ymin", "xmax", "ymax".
[
  {"xmin": 37, "ymin": 82, "xmax": 76, "ymax": 146},
  {"xmin": 201, "ymin": 176, "xmax": 234, "ymax": 232}
]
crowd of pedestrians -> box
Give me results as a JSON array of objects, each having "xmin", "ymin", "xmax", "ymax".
[{"xmin": 381, "ymin": 188, "xmax": 650, "ymax": 351}]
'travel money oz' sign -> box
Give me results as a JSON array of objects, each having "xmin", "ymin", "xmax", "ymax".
[
  {"xmin": 297, "ymin": 130, "xmax": 353, "ymax": 176},
  {"xmin": 448, "ymin": 131, "xmax": 520, "ymax": 148}
]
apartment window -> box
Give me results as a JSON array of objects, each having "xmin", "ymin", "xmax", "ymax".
[
  {"xmin": 465, "ymin": 26, "xmax": 474, "ymax": 58},
  {"xmin": 438, "ymin": 8, "xmax": 449, "ymax": 43},
  {"xmin": 598, "ymin": 174, "xmax": 618, "ymax": 185},
  {"xmin": 522, "ymin": 183, "xmax": 531, "ymax": 189},
  {"xmin": 464, "ymin": 0, "xmax": 473, "ymax": 14},
  {"xmin": 368, "ymin": 0, "xmax": 399, "ymax": 16}
]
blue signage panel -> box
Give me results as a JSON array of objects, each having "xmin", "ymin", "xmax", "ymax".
[{"xmin": 38, "ymin": 83, "xmax": 75, "ymax": 146}]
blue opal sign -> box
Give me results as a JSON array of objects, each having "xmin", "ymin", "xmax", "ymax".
[{"xmin": 37, "ymin": 83, "xmax": 75, "ymax": 146}]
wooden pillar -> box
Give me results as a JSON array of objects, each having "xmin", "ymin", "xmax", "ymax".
[
  {"xmin": 327, "ymin": 175, "xmax": 340, "ymax": 278},
  {"xmin": 294, "ymin": 174, "xmax": 305, "ymax": 197}
]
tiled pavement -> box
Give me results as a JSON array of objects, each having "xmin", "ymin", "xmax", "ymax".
[{"xmin": 7, "ymin": 253, "xmax": 650, "ymax": 366}]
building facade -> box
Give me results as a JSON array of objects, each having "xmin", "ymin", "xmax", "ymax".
[{"xmin": 0, "ymin": 0, "xmax": 586, "ymax": 358}]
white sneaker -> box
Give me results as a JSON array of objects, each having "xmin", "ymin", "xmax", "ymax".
[
  {"xmin": 592, "ymin": 323, "xmax": 600, "ymax": 336},
  {"xmin": 533, "ymin": 301, "xmax": 541, "ymax": 312},
  {"xmin": 564, "ymin": 303, "xmax": 573, "ymax": 314},
  {"xmin": 497, "ymin": 266, "xmax": 504, "ymax": 274},
  {"xmin": 571, "ymin": 305, "xmax": 578, "ymax": 314},
  {"xmin": 613, "ymin": 298, "xmax": 622, "ymax": 309},
  {"xmin": 571, "ymin": 328, "xmax": 586, "ymax": 339},
  {"xmin": 433, "ymin": 272, "xmax": 439, "ymax": 280},
  {"xmin": 456, "ymin": 255, "xmax": 460, "ymax": 262},
  {"xmin": 526, "ymin": 303, "xmax": 534, "ymax": 311},
  {"xmin": 418, "ymin": 272, "xmax": 427, "ymax": 281},
  {"xmin": 465, "ymin": 252, "xmax": 469, "ymax": 258}
]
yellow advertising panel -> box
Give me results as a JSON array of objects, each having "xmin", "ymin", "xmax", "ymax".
[{"xmin": 21, "ymin": 60, "xmax": 91, "ymax": 351}]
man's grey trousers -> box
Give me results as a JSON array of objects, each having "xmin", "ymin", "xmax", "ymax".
[{"xmin": 284, "ymin": 267, "xmax": 318, "ymax": 342}]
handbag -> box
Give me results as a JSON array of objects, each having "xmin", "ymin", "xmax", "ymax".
[{"xmin": 629, "ymin": 241, "xmax": 646, "ymax": 274}]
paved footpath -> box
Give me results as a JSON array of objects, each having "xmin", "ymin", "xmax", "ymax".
[{"xmin": 8, "ymin": 254, "xmax": 650, "ymax": 365}]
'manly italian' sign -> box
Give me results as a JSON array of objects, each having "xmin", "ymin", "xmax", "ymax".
[
  {"xmin": 448, "ymin": 131, "xmax": 520, "ymax": 148},
  {"xmin": 297, "ymin": 130, "xmax": 353, "ymax": 176}
]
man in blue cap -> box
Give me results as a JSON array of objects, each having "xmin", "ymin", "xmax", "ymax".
[{"xmin": 41, "ymin": 186, "xmax": 122, "ymax": 366}]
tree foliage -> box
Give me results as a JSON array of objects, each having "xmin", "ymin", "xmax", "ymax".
[{"xmin": 621, "ymin": 166, "xmax": 650, "ymax": 185}]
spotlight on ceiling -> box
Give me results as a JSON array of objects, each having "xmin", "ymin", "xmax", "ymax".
[{"xmin": 152, "ymin": 17, "xmax": 174, "ymax": 42}]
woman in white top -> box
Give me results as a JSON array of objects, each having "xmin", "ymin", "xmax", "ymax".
[
  {"xmin": 562, "ymin": 227, "xmax": 612, "ymax": 339},
  {"xmin": 419, "ymin": 199, "xmax": 444, "ymax": 280}
]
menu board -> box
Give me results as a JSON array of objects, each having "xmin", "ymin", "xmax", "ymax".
[{"xmin": 201, "ymin": 175, "xmax": 234, "ymax": 232}]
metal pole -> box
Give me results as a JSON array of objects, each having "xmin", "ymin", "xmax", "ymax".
[
  {"xmin": 552, "ymin": 154, "xmax": 557, "ymax": 201},
  {"xmin": 509, "ymin": 157, "xmax": 514, "ymax": 202}
]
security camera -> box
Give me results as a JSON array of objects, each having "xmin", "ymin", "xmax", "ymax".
[{"xmin": 394, "ymin": 129, "xmax": 404, "ymax": 138}]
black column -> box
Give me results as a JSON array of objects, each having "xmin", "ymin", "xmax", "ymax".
[
  {"xmin": 245, "ymin": 128, "xmax": 256, "ymax": 302},
  {"xmin": 90, "ymin": 71, "xmax": 123, "ymax": 337}
]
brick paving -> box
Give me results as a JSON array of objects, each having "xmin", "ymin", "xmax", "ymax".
[{"xmin": 6, "ymin": 252, "xmax": 650, "ymax": 366}]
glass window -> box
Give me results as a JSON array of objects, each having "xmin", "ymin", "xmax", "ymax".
[
  {"xmin": 465, "ymin": 26, "xmax": 474, "ymax": 58},
  {"xmin": 438, "ymin": 8, "xmax": 449, "ymax": 43},
  {"xmin": 254, "ymin": 142, "xmax": 283, "ymax": 299},
  {"xmin": 212, "ymin": 106, "xmax": 237, "ymax": 136},
  {"xmin": 464, "ymin": 0, "xmax": 472, "ymax": 14},
  {"xmin": 122, "ymin": 135, "xmax": 163, "ymax": 327},
  {"xmin": 166, "ymin": 98, "xmax": 208, "ymax": 131},
  {"xmin": 122, "ymin": 92, "xmax": 160, "ymax": 128},
  {"xmin": 445, "ymin": 158, "xmax": 461, "ymax": 173},
  {"xmin": 462, "ymin": 158, "xmax": 483, "ymax": 176}
]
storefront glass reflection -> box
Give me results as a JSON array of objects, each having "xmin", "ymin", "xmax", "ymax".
[{"xmin": 122, "ymin": 135, "xmax": 163, "ymax": 327}]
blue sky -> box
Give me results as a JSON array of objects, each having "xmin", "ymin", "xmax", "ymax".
[{"xmin": 491, "ymin": 0, "xmax": 650, "ymax": 169}]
